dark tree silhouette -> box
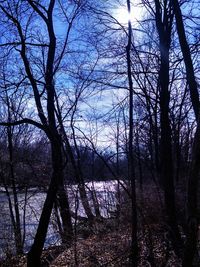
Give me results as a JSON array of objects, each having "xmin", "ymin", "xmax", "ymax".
[
  {"xmin": 126, "ymin": 0, "xmax": 138, "ymax": 265},
  {"xmin": 172, "ymin": 0, "xmax": 200, "ymax": 265},
  {"xmin": 154, "ymin": 0, "xmax": 181, "ymax": 250}
]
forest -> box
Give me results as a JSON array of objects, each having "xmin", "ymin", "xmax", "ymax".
[{"xmin": 0, "ymin": 0, "xmax": 199, "ymax": 266}]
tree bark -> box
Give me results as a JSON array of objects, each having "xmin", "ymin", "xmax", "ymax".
[
  {"xmin": 63, "ymin": 133, "xmax": 94, "ymax": 221},
  {"xmin": 6, "ymin": 95, "xmax": 23, "ymax": 254},
  {"xmin": 7, "ymin": 126, "xmax": 23, "ymax": 255},
  {"xmin": 154, "ymin": 0, "xmax": 181, "ymax": 252},
  {"xmin": 27, "ymin": 138, "xmax": 73, "ymax": 267},
  {"xmin": 172, "ymin": 0, "xmax": 199, "ymax": 120},
  {"xmin": 182, "ymin": 121, "xmax": 200, "ymax": 266},
  {"xmin": 126, "ymin": 1, "xmax": 138, "ymax": 265},
  {"xmin": 57, "ymin": 183, "xmax": 73, "ymax": 246},
  {"xmin": 171, "ymin": 0, "xmax": 200, "ymax": 264}
]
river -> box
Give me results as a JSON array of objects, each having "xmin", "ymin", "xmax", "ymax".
[{"xmin": 0, "ymin": 180, "xmax": 120, "ymax": 258}]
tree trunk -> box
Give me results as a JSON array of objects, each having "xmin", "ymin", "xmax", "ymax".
[
  {"xmin": 64, "ymin": 136, "xmax": 94, "ymax": 221},
  {"xmin": 27, "ymin": 139, "xmax": 73, "ymax": 267},
  {"xmin": 172, "ymin": 0, "xmax": 199, "ymax": 120},
  {"xmin": 6, "ymin": 95, "xmax": 23, "ymax": 255},
  {"xmin": 154, "ymin": 0, "xmax": 181, "ymax": 253},
  {"xmin": 136, "ymin": 126, "xmax": 143, "ymax": 193},
  {"xmin": 126, "ymin": 1, "xmax": 138, "ymax": 265},
  {"xmin": 57, "ymin": 183, "xmax": 73, "ymax": 246},
  {"xmin": 7, "ymin": 127, "xmax": 23, "ymax": 254},
  {"xmin": 182, "ymin": 120, "xmax": 200, "ymax": 266},
  {"xmin": 171, "ymin": 0, "xmax": 200, "ymax": 264}
]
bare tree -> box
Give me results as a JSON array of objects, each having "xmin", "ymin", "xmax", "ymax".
[
  {"xmin": 0, "ymin": 1, "xmax": 82, "ymax": 265},
  {"xmin": 126, "ymin": 0, "xmax": 138, "ymax": 265},
  {"xmin": 153, "ymin": 0, "xmax": 182, "ymax": 251},
  {"xmin": 172, "ymin": 0, "xmax": 200, "ymax": 265}
]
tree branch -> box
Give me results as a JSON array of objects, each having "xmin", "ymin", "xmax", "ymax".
[
  {"xmin": 0, "ymin": 118, "xmax": 47, "ymax": 131},
  {"xmin": 27, "ymin": 0, "xmax": 48, "ymax": 23}
]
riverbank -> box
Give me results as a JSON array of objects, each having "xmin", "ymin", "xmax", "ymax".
[{"xmin": 1, "ymin": 221, "xmax": 183, "ymax": 267}]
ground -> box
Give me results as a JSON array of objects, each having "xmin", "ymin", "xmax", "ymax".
[
  {"xmin": 1, "ymin": 221, "xmax": 183, "ymax": 267},
  {"xmin": 1, "ymin": 183, "xmax": 200, "ymax": 266}
]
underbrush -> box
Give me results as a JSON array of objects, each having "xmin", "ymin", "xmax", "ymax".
[{"xmin": 1, "ymin": 182, "xmax": 200, "ymax": 266}]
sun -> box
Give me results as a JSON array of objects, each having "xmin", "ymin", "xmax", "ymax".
[{"xmin": 114, "ymin": 4, "xmax": 143, "ymax": 26}]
